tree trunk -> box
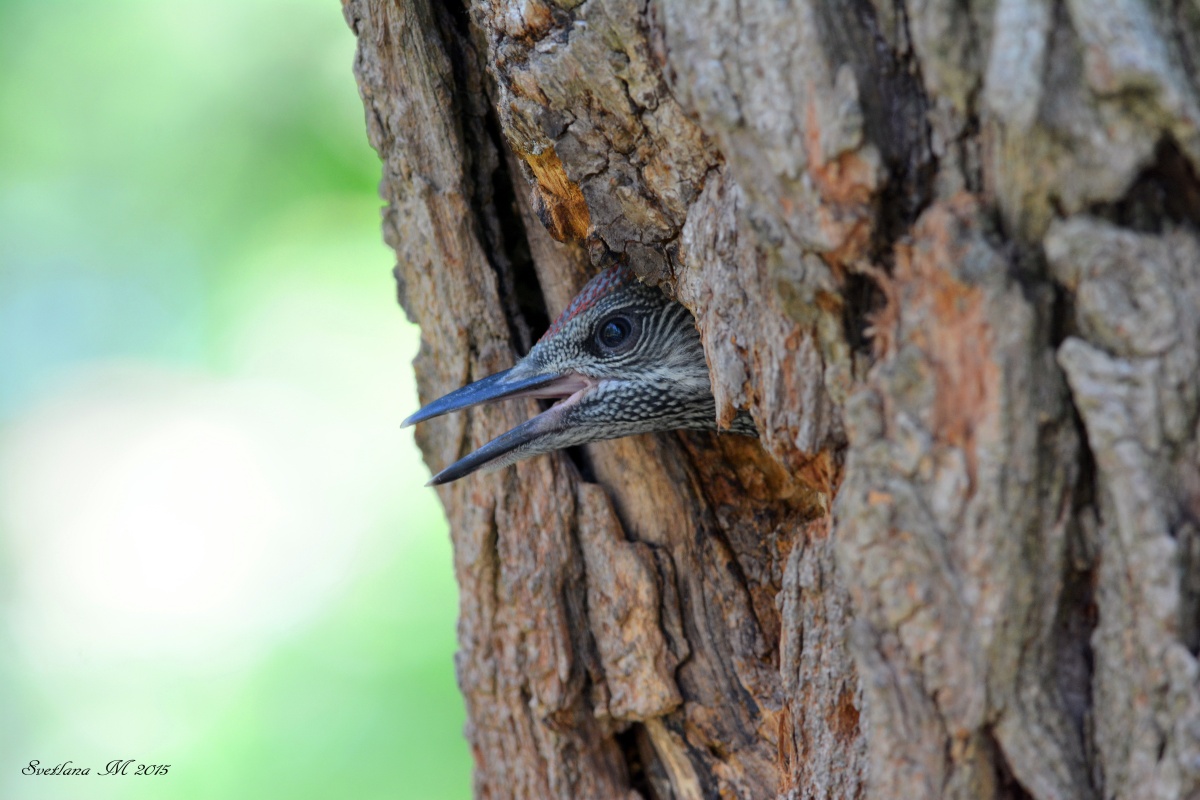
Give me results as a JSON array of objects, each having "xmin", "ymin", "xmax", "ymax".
[{"xmin": 344, "ymin": 0, "xmax": 1200, "ymax": 797}]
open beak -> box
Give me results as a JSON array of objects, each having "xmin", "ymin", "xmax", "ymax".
[{"xmin": 402, "ymin": 368, "xmax": 594, "ymax": 485}]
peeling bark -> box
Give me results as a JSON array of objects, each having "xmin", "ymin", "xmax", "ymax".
[{"xmin": 346, "ymin": 0, "xmax": 1200, "ymax": 797}]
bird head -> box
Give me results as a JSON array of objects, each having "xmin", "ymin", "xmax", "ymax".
[{"xmin": 404, "ymin": 265, "xmax": 754, "ymax": 485}]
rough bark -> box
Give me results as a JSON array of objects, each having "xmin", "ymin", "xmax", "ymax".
[{"xmin": 345, "ymin": 0, "xmax": 1200, "ymax": 797}]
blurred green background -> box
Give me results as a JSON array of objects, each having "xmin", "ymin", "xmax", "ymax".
[{"xmin": 0, "ymin": 1, "xmax": 470, "ymax": 798}]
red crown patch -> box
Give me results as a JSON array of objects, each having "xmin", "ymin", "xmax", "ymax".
[{"xmin": 538, "ymin": 265, "xmax": 637, "ymax": 342}]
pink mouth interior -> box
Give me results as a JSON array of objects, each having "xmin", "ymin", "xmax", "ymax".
[
  {"xmin": 506, "ymin": 373, "xmax": 596, "ymax": 426},
  {"xmin": 507, "ymin": 373, "xmax": 595, "ymax": 404}
]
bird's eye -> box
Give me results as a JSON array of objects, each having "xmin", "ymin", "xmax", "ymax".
[{"xmin": 596, "ymin": 315, "xmax": 636, "ymax": 352}]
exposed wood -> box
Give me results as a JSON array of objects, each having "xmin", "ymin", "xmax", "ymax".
[{"xmin": 345, "ymin": 0, "xmax": 1200, "ymax": 797}]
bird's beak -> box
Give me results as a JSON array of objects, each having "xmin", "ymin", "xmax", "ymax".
[{"xmin": 402, "ymin": 367, "xmax": 594, "ymax": 485}]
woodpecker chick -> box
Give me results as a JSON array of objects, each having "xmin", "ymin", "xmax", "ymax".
[{"xmin": 403, "ymin": 265, "xmax": 757, "ymax": 485}]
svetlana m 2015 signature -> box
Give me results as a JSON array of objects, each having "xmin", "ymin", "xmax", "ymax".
[{"xmin": 23, "ymin": 759, "xmax": 170, "ymax": 776}]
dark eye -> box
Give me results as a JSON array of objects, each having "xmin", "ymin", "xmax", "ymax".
[{"xmin": 596, "ymin": 315, "xmax": 635, "ymax": 352}]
